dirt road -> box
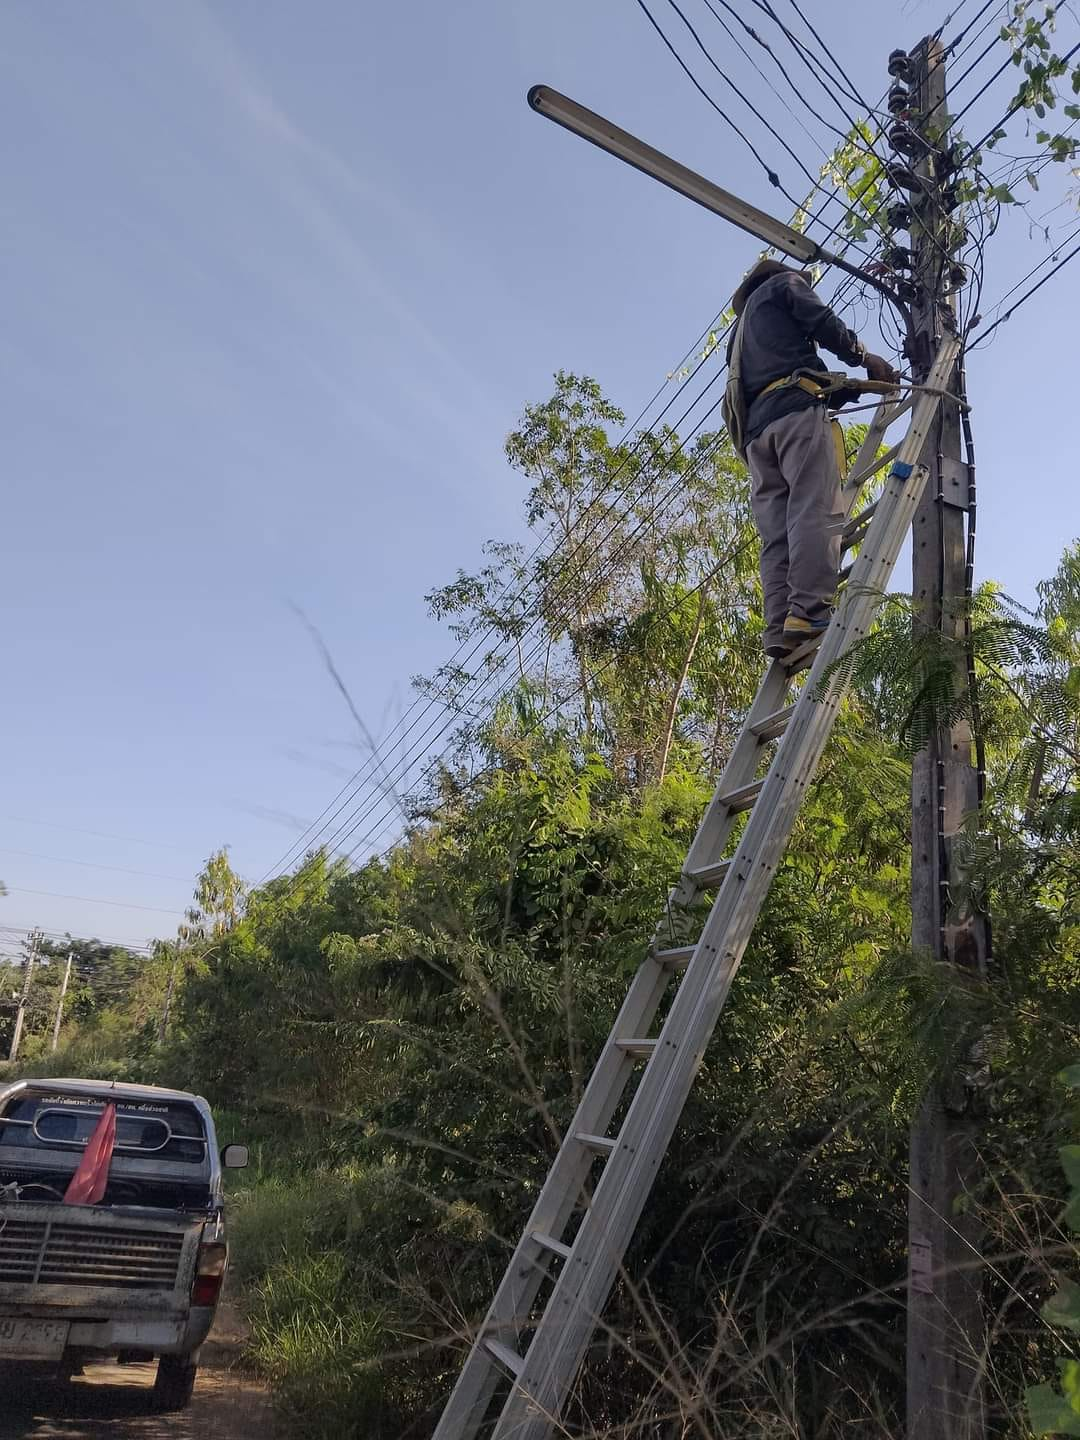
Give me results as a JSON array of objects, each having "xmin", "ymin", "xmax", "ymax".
[{"xmin": 0, "ymin": 1302, "xmax": 287, "ymax": 1440}]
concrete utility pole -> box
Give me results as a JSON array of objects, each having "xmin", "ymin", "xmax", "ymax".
[
  {"xmin": 50, "ymin": 950, "xmax": 74, "ymax": 1053},
  {"xmin": 8, "ymin": 929, "xmax": 41, "ymax": 1064},
  {"xmin": 903, "ymin": 36, "xmax": 990, "ymax": 1440}
]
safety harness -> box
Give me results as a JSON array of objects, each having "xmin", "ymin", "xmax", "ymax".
[
  {"xmin": 722, "ymin": 317, "xmax": 896, "ymax": 477},
  {"xmin": 757, "ymin": 371, "xmax": 897, "ymax": 478}
]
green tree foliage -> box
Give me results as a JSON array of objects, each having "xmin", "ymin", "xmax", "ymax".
[
  {"xmin": 420, "ymin": 372, "xmax": 761, "ymax": 791},
  {"xmin": 0, "ymin": 936, "xmax": 161, "ymax": 1069}
]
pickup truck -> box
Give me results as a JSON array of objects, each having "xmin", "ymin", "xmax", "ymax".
[{"xmin": 0, "ymin": 1077, "xmax": 247, "ymax": 1410}]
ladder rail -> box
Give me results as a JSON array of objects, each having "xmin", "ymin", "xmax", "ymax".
[{"xmin": 490, "ymin": 338, "xmax": 958, "ymax": 1440}]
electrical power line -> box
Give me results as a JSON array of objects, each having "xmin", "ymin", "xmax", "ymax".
[
  {"xmin": 747, "ymin": 0, "xmax": 865, "ymax": 110},
  {"xmin": 781, "ymin": 0, "xmax": 878, "ymax": 116},
  {"xmin": 695, "ymin": 0, "xmax": 846, "ymax": 148},
  {"xmin": 944, "ymin": 0, "xmax": 1002, "ymax": 62},
  {"xmin": 0, "ymin": 924, "xmax": 154, "ymax": 953},
  {"xmin": 263, "ymin": 327, "xmax": 734, "ymax": 881},
  {"xmin": 268, "ymin": 238, "xmax": 888, "ymax": 880},
  {"xmin": 0, "ymin": 847, "xmax": 192, "ymax": 884},
  {"xmin": 968, "ymin": 227, "xmax": 1080, "ymax": 346},
  {"xmin": 636, "ymin": 0, "xmax": 827, "ymax": 216},
  {"xmin": 2, "ymin": 887, "xmax": 182, "ymax": 916},
  {"xmin": 327, "ymin": 265, "xmax": 878, "ymax": 868},
  {"xmin": 267, "ymin": 15, "xmax": 927, "ymax": 885},
  {"xmin": 655, "ymin": 0, "xmax": 888, "ymax": 252}
]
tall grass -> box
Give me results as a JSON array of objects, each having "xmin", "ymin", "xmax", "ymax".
[{"xmin": 228, "ymin": 1166, "xmax": 406, "ymax": 1435}]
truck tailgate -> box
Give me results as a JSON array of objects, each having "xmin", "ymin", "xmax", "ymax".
[{"xmin": 0, "ymin": 1203, "xmax": 202, "ymax": 1313}]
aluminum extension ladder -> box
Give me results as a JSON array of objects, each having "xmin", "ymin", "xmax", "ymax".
[{"xmin": 433, "ymin": 334, "xmax": 959, "ymax": 1440}]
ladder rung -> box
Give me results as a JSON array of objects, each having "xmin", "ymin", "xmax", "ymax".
[
  {"xmin": 532, "ymin": 1230, "xmax": 572, "ymax": 1261},
  {"xmin": 843, "ymin": 441, "xmax": 900, "ymax": 498},
  {"xmin": 829, "ymin": 500, "xmax": 878, "ymax": 539},
  {"xmin": 686, "ymin": 858, "xmax": 732, "ymax": 887},
  {"xmin": 848, "ymin": 499, "xmax": 879, "ymax": 531},
  {"xmin": 576, "ymin": 1132, "xmax": 617, "ymax": 1155},
  {"xmin": 718, "ymin": 779, "xmax": 763, "ymax": 812},
  {"xmin": 840, "ymin": 518, "xmax": 873, "ymax": 553},
  {"xmin": 749, "ymin": 704, "xmax": 795, "ymax": 741},
  {"xmin": 780, "ymin": 631, "xmax": 825, "ymax": 670},
  {"xmin": 615, "ymin": 1038, "xmax": 657, "ymax": 1059},
  {"xmin": 484, "ymin": 1338, "xmax": 524, "ymax": 1376},
  {"xmin": 655, "ymin": 945, "xmax": 695, "ymax": 969}
]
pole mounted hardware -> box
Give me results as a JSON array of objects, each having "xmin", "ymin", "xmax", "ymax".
[
  {"xmin": 889, "ymin": 48, "xmax": 913, "ymax": 80},
  {"xmin": 888, "ymin": 82, "xmax": 912, "ymax": 116},
  {"xmin": 886, "ymin": 160, "xmax": 923, "ymax": 191},
  {"xmin": 882, "ymin": 244, "xmax": 914, "ymax": 270},
  {"xmin": 889, "ymin": 121, "xmax": 924, "ymax": 158}
]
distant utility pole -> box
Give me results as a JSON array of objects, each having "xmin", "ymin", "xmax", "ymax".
[
  {"xmin": 157, "ymin": 950, "xmax": 178, "ymax": 1047},
  {"xmin": 50, "ymin": 950, "xmax": 74, "ymax": 1053},
  {"xmin": 899, "ymin": 36, "xmax": 990, "ymax": 1440},
  {"xmin": 8, "ymin": 929, "xmax": 41, "ymax": 1064}
]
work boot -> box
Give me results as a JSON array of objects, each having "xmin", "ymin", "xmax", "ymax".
[
  {"xmin": 782, "ymin": 613, "xmax": 832, "ymax": 644},
  {"xmin": 763, "ymin": 625, "xmax": 795, "ymax": 658}
]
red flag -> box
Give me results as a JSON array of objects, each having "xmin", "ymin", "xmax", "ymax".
[{"xmin": 63, "ymin": 1103, "xmax": 116, "ymax": 1206}]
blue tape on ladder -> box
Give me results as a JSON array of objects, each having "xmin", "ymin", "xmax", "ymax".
[{"xmin": 889, "ymin": 461, "xmax": 914, "ymax": 479}]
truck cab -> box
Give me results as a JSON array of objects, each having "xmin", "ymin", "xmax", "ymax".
[{"xmin": 0, "ymin": 1077, "xmax": 247, "ymax": 1410}]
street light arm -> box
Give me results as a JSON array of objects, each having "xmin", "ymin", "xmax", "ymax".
[{"xmin": 527, "ymin": 85, "xmax": 911, "ymax": 335}]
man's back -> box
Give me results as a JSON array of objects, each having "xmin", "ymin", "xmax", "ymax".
[{"xmin": 732, "ymin": 270, "xmax": 864, "ymax": 445}]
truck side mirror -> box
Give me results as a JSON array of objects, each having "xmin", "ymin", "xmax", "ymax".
[{"xmin": 221, "ymin": 1144, "xmax": 249, "ymax": 1170}]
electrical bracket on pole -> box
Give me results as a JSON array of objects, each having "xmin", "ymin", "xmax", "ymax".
[{"xmin": 940, "ymin": 456, "xmax": 971, "ymax": 509}]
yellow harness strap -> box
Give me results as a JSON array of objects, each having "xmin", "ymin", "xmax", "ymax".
[
  {"xmin": 759, "ymin": 371, "xmax": 896, "ymax": 401},
  {"xmin": 759, "ymin": 373, "xmax": 829, "ymax": 401}
]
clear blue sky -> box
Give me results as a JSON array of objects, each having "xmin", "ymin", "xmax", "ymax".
[{"xmin": 2, "ymin": 0, "xmax": 1076, "ymax": 951}]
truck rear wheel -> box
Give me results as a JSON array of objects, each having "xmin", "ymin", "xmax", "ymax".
[{"xmin": 152, "ymin": 1354, "xmax": 198, "ymax": 1411}]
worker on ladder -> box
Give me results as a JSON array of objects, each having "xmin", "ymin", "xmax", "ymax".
[{"xmin": 723, "ymin": 259, "xmax": 899, "ymax": 658}]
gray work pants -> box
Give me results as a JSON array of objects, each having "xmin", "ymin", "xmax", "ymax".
[{"xmin": 746, "ymin": 404, "xmax": 842, "ymax": 650}]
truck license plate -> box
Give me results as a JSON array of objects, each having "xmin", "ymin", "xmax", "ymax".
[{"xmin": 0, "ymin": 1317, "xmax": 69, "ymax": 1359}]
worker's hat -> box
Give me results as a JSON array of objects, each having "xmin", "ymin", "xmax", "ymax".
[{"xmin": 731, "ymin": 258, "xmax": 813, "ymax": 315}]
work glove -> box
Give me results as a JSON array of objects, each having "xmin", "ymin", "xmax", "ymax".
[{"xmin": 864, "ymin": 353, "xmax": 900, "ymax": 385}]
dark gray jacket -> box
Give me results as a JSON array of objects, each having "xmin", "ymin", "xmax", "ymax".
[{"xmin": 727, "ymin": 271, "xmax": 866, "ymax": 444}]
